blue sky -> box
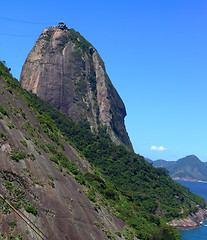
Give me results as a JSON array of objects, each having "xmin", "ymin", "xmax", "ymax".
[{"xmin": 1, "ymin": 0, "xmax": 207, "ymax": 161}]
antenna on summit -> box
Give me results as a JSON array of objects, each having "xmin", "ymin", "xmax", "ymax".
[{"xmin": 58, "ymin": 21, "xmax": 67, "ymax": 29}]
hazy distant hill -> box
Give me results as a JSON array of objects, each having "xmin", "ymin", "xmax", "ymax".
[{"xmin": 149, "ymin": 155, "xmax": 207, "ymax": 181}]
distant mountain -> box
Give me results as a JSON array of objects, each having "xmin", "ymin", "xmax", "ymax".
[
  {"xmin": 150, "ymin": 155, "xmax": 207, "ymax": 181},
  {"xmin": 153, "ymin": 159, "xmax": 175, "ymax": 168},
  {"xmin": 145, "ymin": 157, "xmax": 153, "ymax": 163}
]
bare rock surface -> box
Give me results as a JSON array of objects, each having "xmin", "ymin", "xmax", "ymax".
[
  {"xmin": 0, "ymin": 75, "xmax": 125, "ymax": 240},
  {"xmin": 20, "ymin": 25, "xmax": 133, "ymax": 150},
  {"xmin": 167, "ymin": 208, "xmax": 207, "ymax": 229}
]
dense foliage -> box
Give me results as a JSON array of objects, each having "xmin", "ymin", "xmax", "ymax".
[{"xmin": 0, "ymin": 61, "xmax": 206, "ymax": 239}]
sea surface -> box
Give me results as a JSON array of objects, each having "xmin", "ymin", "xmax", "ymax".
[{"xmin": 175, "ymin": 180, "xmax": 207, "ymax": 240}]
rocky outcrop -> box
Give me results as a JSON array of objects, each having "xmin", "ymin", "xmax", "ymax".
[
  {"xmin": 20, "ymin": 25, "xmax": 133, "ymax": 150},
  {"xmin": 167, "ymin": 208, "xmax": 207, "ymax": 229}
]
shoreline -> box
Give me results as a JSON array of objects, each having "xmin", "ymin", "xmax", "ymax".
[
  {"xmin": 167, "ymin": 208, "xmax": 207, "ymax": 230},
  {"xmin": 173, "ymin": 177, "xmax": 207, "ymax": 183}
]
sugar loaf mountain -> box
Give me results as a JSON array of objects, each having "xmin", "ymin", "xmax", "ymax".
[
  {"xmin": 20, "ymin": 22, "xmax": 132, "ymax": 151},
  {"xmin": 0, "ymin": 22, "xmax": 206, "ymax": 240}
]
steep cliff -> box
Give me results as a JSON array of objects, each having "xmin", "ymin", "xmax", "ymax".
[{"xmin": 20, "ymin": 25, "xmax": 132, "ymax": 150}]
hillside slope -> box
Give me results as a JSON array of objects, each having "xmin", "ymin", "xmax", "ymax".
[
  {"xmin": 20, "ymin": 24, "xmax": 132, "ymax": 150},
  {"xmin": 1, "ymin": 62, "xmax": 207, "ymax": 239},
  {"xmin": 0, "ymin": 62, "xmax": 125, "ymax": 240}
]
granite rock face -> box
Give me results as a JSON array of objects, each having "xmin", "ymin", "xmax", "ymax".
[
  {"xmin": 0, "ymin": 70, "xmax": 125, "ymax": 240},
  {"xmin": 167, "ymin": 208, "xmax": 207, "ymax": 229},
  {"xmin": 20, "ymin": 26, "xmax": 133, "ymax": 150}
]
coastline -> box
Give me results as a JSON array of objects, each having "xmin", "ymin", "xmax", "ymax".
[
  {"xmin": 167, "ymin": 208, "xmax": 207, "ymax": 229},
  {"xmin": 173, "ymin": 177, "xmax": 207, "ymax": 183}
]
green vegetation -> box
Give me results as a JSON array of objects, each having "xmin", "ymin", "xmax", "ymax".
[
  {"xmin": 115, "ymin": 231, "xmax": 122, "ymax": 237},
  {"xmin": 45, "ymin": 141, "xmax": 84, "ymax": 184},
  {"xmin": 20, "ymin": 140, "xmax": 27, "ymax": 147},
  {"xmin": 5, "ymin": 86, "xmax": 13, "ymax": 94},
  {"xmin": 0, "ymin": 131, "xmax": 8, "ymax": 141},
  {"xmin": 21, "ymin": 120, "xmax": 36, "ymax": 137},
  {"xmin": 0, "ymin": 61, "xmax": 206, "ymax": 239},
  {"xmin": 21, "ymin": 81, "xmax": 205, "ymax": 239},
  {"xmin": 1, "ymin": 232, "xmax": 6, "ymax": 240},
  {"xmin": 10, "ymin": 150, "xmax": 27, "ymax": 162},
  {"xmin": 101, "ymin": 228, "xmax": 115, "ymax": 240},
  {"xmin": 17, "ymin": 233, "xmax": 23, "ymax": 240},
  {"xmin": 25, "ymin": 205, "xmax": 37, "ymax": 215},
  {"xmin": 9, "ymin": 234, "xmax": 15, "ymax": 240},
  {"xmin": 7, "ymin": 121, "xmax": 16, "ymax": 129},
  {"xmin": 88, "ymin": 68, "xmax": 97, "ymax": 97},
  {"xmin": 47, "ymin": 173, "xmax": 55, "ymax": 188},
  {"xmin": 40, "ymin": 28, "xmax": 53, "ymax": 42},
  {"xmin": 0, "ymin": 62, "xmax": 20, "ymax": 90},
  {"xmin": 41, "ymin": 27, "xmax": 92, "ymax": 55},
  {"xmin": 0, "ymin": 104, "xmax": 9, "ymax": 116},
  {"xmin": 19, "ymin": 108, "xmax": 26, "ymax": 119},
  {"xmin": 0, "ymin": 170, "xmax": 35, "ymax": 213},
  {"xmin": 94, "ymin": 221, "xmax": 100, "ymax": 229},
  {"xmin": 68, "ymin": 28, "xmax": 92, "ymax": 55},
  {"xmin": 9, "ymin": 219, "xmax": 17, "ymax": 231}
]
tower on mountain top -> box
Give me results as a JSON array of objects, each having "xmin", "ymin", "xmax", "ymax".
[{"xmin": 58, "ymin": 21, "xmax": 66, "ymax": 29}]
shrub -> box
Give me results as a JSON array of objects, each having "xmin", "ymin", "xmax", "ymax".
[
  {"xmin": 0, "ymin": 104, "xmax": 8, "ymax": 116},
  {"xmin": 4, "ymin": 180, "xmax": 14, "ymax": 191},
  {"xmin": 115, "ymin": 232, "xmax": 122, "ymax": 237},
  {"xmin": 21, "ymin": 111, "xmax": 26, "ymax": 119},
  {"xmin": 11, "ymin": 151, "xmax": 27, "ymax": 161},
  {"xmin": 6, "ymin": 86, "xmax": 12, "ymax": 94},
  {"xmin": 17, "ymin": 233, "xmax": 23, "ymax": 240},
  {"xmin": 9, "ymin": 234, "xmax": 15, "ymax": 240},
  {"xmin": 20, "ymin": 140, "xmax": 27, "ymax": 147},
  {"xmin": 0, "ymin": 131, "xmax": 7, "ymax": 141},
  {"xmin": 9, "ymin": 219, "xmax": 16, "ymax": 231},
  {"xmin": 101, "ymin": 228, "xmax": 115, "ymax": 240},
  {"xmin": 7, "ymin": 121, "xmax": 15, "ymax": 129},
  {"xmin": 48, "ymin": 180, "xmax": 55, "ymax": 188},
  {"xmin": 28, "ymin": 153, "xmax": 36, "ymax": 160},
  {"xmin": 25, "ymin": 205, "xmax": 37, "ymax": 215}
]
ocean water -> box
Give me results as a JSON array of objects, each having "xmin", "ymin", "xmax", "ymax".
[{"xmin": 175, "ymin": 180, "xmax": 207, "ymax": 240}]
